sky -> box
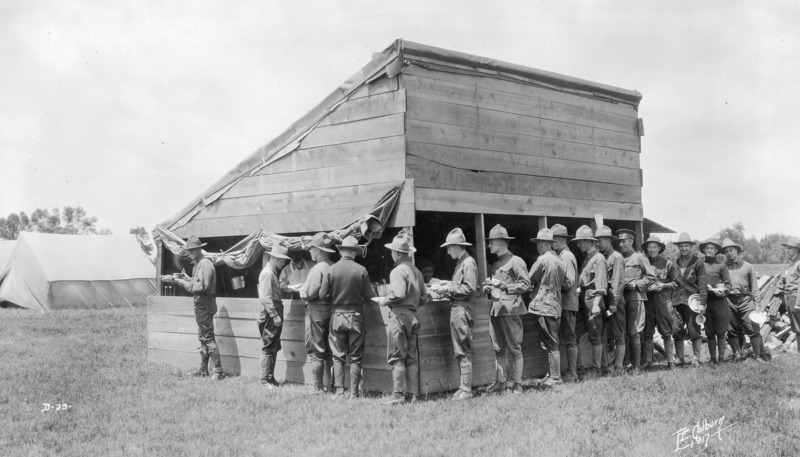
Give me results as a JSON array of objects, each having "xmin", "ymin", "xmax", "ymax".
[{"xmin": 1, "ymin": 1, "xmax": 799, "ymax": 242}]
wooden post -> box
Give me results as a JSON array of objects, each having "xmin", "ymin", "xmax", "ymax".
[
  {"xmin": 156, "ymin": 244, "xmax": 164, "ymax": 296},
  {"xmin": 475, "ymin": 214, "xmax": 487, "ymax": 281},
  {"xmin": 538, "ymin": 216, "xmax": 548, "ymax": 232},
  {"xmin": 634, "ymin": 220, "xmax": 644, "ymax": 251}
]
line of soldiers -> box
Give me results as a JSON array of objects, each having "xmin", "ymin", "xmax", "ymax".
[{"xmin": 170, "ymin": 224, "xmax": 800, "ymax": 400}]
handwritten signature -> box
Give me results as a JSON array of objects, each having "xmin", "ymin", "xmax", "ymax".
[
  {"xmin": 673, "ymin": 416, "xmax": 734, "ymax": 452},
  {"xmin": 41, "ymin": 403, "xmax": 72, "ymax": 412}
]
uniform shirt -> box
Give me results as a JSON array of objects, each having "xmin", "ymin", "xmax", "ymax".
[
  {"xmin": 319, "ymin": 258, "xmax": 375, "ymax": 312},
  {"xmin": 528, "ymin": 250, "xmax": 566, "ymax": 317},
  {"xmin": 183, "ymin": 256, "xmax": 216, "ymax": 296},
  {"xmin": 258, "ymin": 264, "xmax": 282, "ymax": 317},
  {"xmin": 279, "ymin": 258, "xmax": 315, "ymax": 289},
  {"xmin": 647, "ymin": 256, "xmax": 679, "ymax": 304},
  {"xmin": 622, "ymin": 251, "xmax": 655, "ymax": 302},
  {"xmin": 489, "ymin": 251, "xmax": 531, "ymax": 317},
  {"xmin": 300, "ymin": 255, "xmax": 334, "ymax": 306},
  {"xmin": 578, "ymin": 248, "xmax": 608, "ymax": 301},
  {"xmin": 601, "ymin": 246, "xmax": 625, "ymax": 310},
  {"xmin": 557, "ymin": 245, "xmax": 579, "ymax": 312},
  {"xmin": 674, "ymin": 254, "xmax": 708, "ymax": 306},
  {"xmin": 703, "ymin": 256, "xmax": 731, "ymax": 298},
  {"xmin": 777, "ymin": 258, "xmax": 800, "ymax": 296},
  {"xmin": 727, "ymin": 258, "xmax": 759, "ymax": 303},
  {"xmin": 447, "ymin": 252, "xmax": 478, "ymax": 302},
  {"xmin": 385, "ymin": 259, "xmax": 428, "ymax": 312}
]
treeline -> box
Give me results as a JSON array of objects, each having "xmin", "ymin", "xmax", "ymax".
[{"xmin": 0, "ymin": 207, "xmax": 111, "ymax": 239}]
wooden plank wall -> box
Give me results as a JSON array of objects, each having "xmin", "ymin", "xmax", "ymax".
[
  {"xmin": 148, "ymin": 296, "xmax": 592, "ymax": 394},
  {"xmin": 175, "ymin": 75, "xmax": 414, "ymax": 238},
  {"xmin": 402, "ymin": 65, "xmax": 644, "ymax": 220}
]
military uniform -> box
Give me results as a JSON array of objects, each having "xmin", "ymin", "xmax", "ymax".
[
  {"xmin": 643, "ymin": 236, "xmax": 679, "ymax": 368},
  {"xmin": 488, "ymin": 250, "xmax": 530, "ymax": 388},
  {"xmin": 700, "ymin": 239, "xmax": 731, "ymax": 363},
  {"xmin": 555, "ymin": 239, "xmax": 579, "ymax": 381},
  {"xmin": 301, "ymin": 256, "xmax": 334, "ymax": 391},
  {"xmin": 258, "ymin": 262, "xmax": 284, "ymax": 385},
  {"xmin": 672, "ymin": 244, "xmax": 708, "ymax": 365},
  {"xmin": 726, "ymin": 255, "xmax": 761, "ymax": 359},
  {"xmin": 574, "ymin": 246, "xmax": 608, "ymax": 372},
  {"xmin": 445, "ymin": 250, "xmax": 478, "ymax": 395},
  {"xmin": 601, "ymin": 244, "xmax": 626, "ymax": 371},
  {"xmin": 621, "ymin": 246, "xmax": 655, "ymax": 370},
  {"xmin": 528, "ymin": 243, "xmax": 566, "ymax": 385},
  {"xmin": 776, "ymin": 240, "xmax": 800, "ymax": 342},
  {"xmin": 178, "ymin": 250, "xmax": 222, "ymax": 377}
]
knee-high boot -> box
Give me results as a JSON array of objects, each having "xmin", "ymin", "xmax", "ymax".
[
  {"xmin": 350, "ymin": 363, "xmax": 362, "ymax": 399},
  {"xmin": 691, "ymin": 339, "xmax": 702, "ymax": 366},
  {"xmin": 751, "ymin": 335, "xmax": 764, "ymax": 360},
  {"xmin": 385, "ymin": 362, "xmax": 406, "ymax": 405},
  {"xmin": 567, "ymin": 345, "xmax": 578, "ymax": 380},
  {"xmin": 311, "ymin": 359, "xmax": 324, "ymax": 391},
  {"xmin": 641, "ymin": 338, "xmax": 654, "ymax": 369},
  {"xmin": 195, "ymin": 346, "xmax": 209, "ymax": 376},
  {"xmin": 717, "ymin": 337, "xmax": 727, "ymax": 363},
  {"xmin": 664, "ymin": 338, "xmax": 676, "ymax": 368},
  {"xmin": 675, "ymin": 338, "xmax": 686, "ymax": 363},
  {"xmin": 629, "ymin": 334, "xmax": 642, "ymax": 371},
  {"xmin": 727, "ymin": 336, "xmax": 741, "ymax": 361},
  {"xmin": 543, "ymin": 352, "xmax": 562, "ymax": 387},
  {"xmin": 406, "ymin": 363, "xmax": 419, "ymax": 403},
  {"xmin": 708, "ymin": 336, "xmax": 717, "ymax": 363}
]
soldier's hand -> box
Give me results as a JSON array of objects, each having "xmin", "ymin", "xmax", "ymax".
[{"xmin": 273, "ymin": 315, "xmax": 283, "ymax": 327}]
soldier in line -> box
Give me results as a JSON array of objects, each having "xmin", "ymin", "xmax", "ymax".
[
  {"xmin": 595, "ymin": 226, "xmax": 626, "ymax": 375},
  {"xmin": 671, "ymin": 233, "xmax": 708, "ymax": 367},
  {"xmin": 642, "ymin": 236, "xmax": 679, "ymax": 370},
  {"xmin": 722, "ymin": 238, "xmax": 764, "ymax": 362},
  {"xmin": 320, "ymin": 236, "xmax": 375, "ymax": 398},
  {"xmin": 775, "ymin": 238, "xmax": 800, "ymax": 356},
  {"xmin": 617, "ymin": 229, "xmax": 655, "ymax": 373},
  {"xmin": 439, "ymin": 228, "xmax": 479, "ymax": 400},
  {"xmin": 168, "ymin": 235, "xmax": 224, "ymax": 380},
  {"xmin": 299, "ymin": 232, "xmax": 337, "ymax": 393},
  {"xmin": 528, "ymin": 228, "xmax": 567, "ymax": 387},
  {"xmin": 257, "ymin": 242, "xmax": 292, "ymax": 387},
  {"xmin": 699, "ymin": 238, "xmax": 731, "ymax": 364},
  {"xmin": 551, "ymin": 224, "xmax": 579, "ymax": 382},
  {"xmin": 573, "ymin": 226, "xmax": 608, "ymax": 377},
  {"xmin": 374, "ymin": 234, "xmax": 428, "ymax": 405},
  {"xmin": 483, "ymin": 225, "xmax": 531, "ymax": 394}
]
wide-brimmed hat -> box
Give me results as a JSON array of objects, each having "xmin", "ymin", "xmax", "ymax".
[
  {"xmin": 675, "ymin": 232, "xmax": 697, "ymax": 246},
  {"xmin": 721, "ymin": 238, "xmax": 743, "ymax": 253},
  {"xmin": 699, "ymin": 238, "xmax": 722, "ymax": 252},
  {"xmin": 530, "ymin": 228, "xmax": 555, "ymax": 243},
  {"xmin": 185, "ymin": 235, "xmax": 207, "ymax": 250},
  {"xmin": 643, "ymin": 235, "xmax": 665, "ymax": 253},
  {"xmin": 267, "ymin": 243, "xmax": 292, "ymax": 260},
  {"xmin": 336, "ymin": 236, "xmax": 365, "ymax": 254},
  {"xmin": 486, "ymin": 224, "xmax": 515, "ymax": 241},
  {"xmin": 441, "ymin": 228, "xmax": 472, "ymax": 247},
  {"xmin": 571, "ymin": 225, "xmax": 597, "ymax": 242},
  {"xmin": 595, "ymin": 225, "xmax": 617, "ymax": 240},
  {"xmin": 550, "ymin": 224, "xmax": 572, "ymax": 239},
  {"xmin": 781, "ymin": 238, "xmax": 800, "ymax": 250},
  {"xmin": 385, "ymin": 233, "xmax": 416, "ymax": 253},
  {"xmin": 617, "ymin": 229, "xmax": 636, "ymax": 241},
  {"xmin": 307, "ymin": 232, "xmax": 335, "ymax": 253}
]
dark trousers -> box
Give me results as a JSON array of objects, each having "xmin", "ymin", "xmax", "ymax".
[
  {"xmin": 575, "ymin": 300, "xmax": 604, "ymax": 346},
  {"xmin": 305, "ymin": 305, "xmax": 332, "ymax": 363},
  {"xmin": 644, "ymin": 295, "xmax": 674, "ymax": 342},
  {"xmin": 673, "ymin": 303, "xmax": 703, "ymax": 342},
  {"xmin": 727, "ymin": 295, "xmax": 758, "ymax": 339},
  {"xmin": 387, "ymin": 308, "xmax": 419, "ymax": 367},
  {"xmin": 258, "ymin": 303, "xmax": 284, "ymax": 354},
  {"xmin": 329, "ymin": 311, "xmax": 365, "ymax": 390},
  {"xmin": 194, "ymin": 295, "xmax": 222, "ymax": 373},
  {"xmin": 705, "ymin": 297, "xmax": 730, "ymax": 339},
  {"xmin": 559, "ymin": 309, "xmax": 577, "ymax": 347},
  {"xmin": 450, "ymin": 303, "xmax": 474, "ymax": 362},
  {"xmin": 536, "ymin": 315, "xmax": 560, "ymax": 353},
  {"xmin": 605, "ymin": 299, "xmax": 626, "ymax": 345}
]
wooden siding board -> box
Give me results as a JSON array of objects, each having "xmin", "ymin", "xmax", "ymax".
[
  {"xmin": 407, "ymin": 155, "xmax": 641, "ymax": 204},
  {"xmin": 415, "ymin": 188, "xmax": 643, "ymax": 220},
  {"xmin": 317, "ymin": 90, "xmax": 406, "ymax": 128},
  {"xmin": 299, "ymin": 113, "xmax": 405, "ymax": 149}
]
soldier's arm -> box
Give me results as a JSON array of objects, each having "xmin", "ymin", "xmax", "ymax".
[
  {"xmin": 362, "ymin": 270, "xmax": 376, "ymax": 301},
  {"xmin": 319, "ymin": 271, "xmax": 332, "ymax": 303},
  {"xmin": 634, "ymin": 256, "xmax": 656, "ymax": 291},
  {"xmin": 504, "ymin": 258, "xmax": 531, "ymax": 295},
  {"xmin": 696, "ymin": 262, "xmax": 708, "ymax": 306},
  {"xmin": 449, "ymin": 259, "xmax": 478, "ymax": 296},
  {"xmin": 300, "ymin": 265, "xmax": 322, "ymax": 302},
  {"xmin": 259, "ymin": 272, "xmax": 278, "ymax": 317},
  {"xmin": 721, "ymin": 266, "xmax": 732, "ymax": 295},
  {"xmin": 184, "ymin": 260, "xmax": 214, "ymax": 294},
  {"xmin": 563, "ymin": 258, "xmax": 577, "ymax": 292},
  {"xmin": 663, "ymin": 261, "xmax": 680, "ymax": 292},
  {"xmin": 587, "ymin": 258, "xmax": 608, "ymax": 298},
  {"xmin": 748, "ymin": 265, "xmax": 760, "ymax": 303},
  {"xmin": 610, "ymin": 257, "xmax": 624, "ymax": 302}
]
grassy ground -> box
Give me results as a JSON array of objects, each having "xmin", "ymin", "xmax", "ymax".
[{"xmin": 2, "ymin": 307, "xmax": 800, "ymax": 457}]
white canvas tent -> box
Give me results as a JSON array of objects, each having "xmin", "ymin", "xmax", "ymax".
[{"xmin": 0, "ymin": 233, "xmax": 155, "ymax": 311}]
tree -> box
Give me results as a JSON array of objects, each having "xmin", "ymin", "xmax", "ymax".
[
  {"xmin": 0, "ymin": 207, "xmax": 111, "ymax": 239},
  {"xmin": 130, "ymin": 227, "xmax": 155, "ymax": 257}
]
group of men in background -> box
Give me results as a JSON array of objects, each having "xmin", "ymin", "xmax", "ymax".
[{"xmin": 169, "ymin": 222, "xmax": 800, "ymax": 402}]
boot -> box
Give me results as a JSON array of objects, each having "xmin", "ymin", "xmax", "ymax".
[
  {"xmin": 208, "ymin": 344, "xmax": 223, "ymax": 380},
  {"xmin": 623, "ymin": 335, "xmax": 631, "ymax": 367},
  {"xmin": 613, "ymin": 344, "xmax": 626, "ymax": 375},
  {"xmin": 562, "ymin": 345, "xmax": 578, "ymax": 382},
  {"xmin": 717, "ymin": 337, "xmax": 727, "ymax": 364},
  {"xmin": 584, "ymin": 344, "xmax": 603, "ymax": 378},
  {"xmin": 691, "ymin": 340, "xmax": 702, "ymax": 367},
  {"xmin": 333, "ymin": 360, "xmax": 345, "ymax": 395},
  {"xmin": 542, "ymin": 352, "xmax": 563, "ymax": 388},
  {"xmin": 384, "ymin": 363, "xmax": 406, "ymax": 405},
  {"xmin": 512, "ymin": 354, "xmax": 523, "ymax": 385},
  {"xmin": 311, "ymin": 359, "xmax": 325, "ymax": 392},
  {"xmin": 405, "ymin": 364, "xmax": 419, "ymax": 403},
  {"xmin": 751, "ymin": 335, "xmax": 764, "ymax": 361},
  {"xmin": 664, "ymin": 338, "xmax": 676, "ymax": 370},
  {"xmin": 708, "ymin": 336, "xmax": 717, "ymax": 364},
  {"xmin": 727, "ymin": 337, "xmax": 741, "ymax": 362},
  {"xmin": 454, "ymin": 359, "xmax": 473, "ymax": 399},
  {"xmin": 629, "ymin": 334, "xmax": 642, "ymax": 373},
  {"xmin": 600, "ymin": 346, "xmax": 611, "ymax": 376},
  {"xmin": 325, "ymin": 359, "xmax": 335, "ymax": 393},
  {"xmin": 194, "ymin": 347, "xmax": 210, "ymax": 377},
  {"xmin": 675, "ymin": 338, "xmax": 686, "ymax": 365},
  {"xmin": 260, "ymin": 352, "xmax": 274, "ymax": 387},
  {"xmin": 641, "ymin": 338, "xmax": 654, "ymax": 370},
  {"xmin": 486, "ymin": 355, "xmax": 506, "ymax": 393},
  {"xmin": 349, "ymin": 363, "xmax": 362, "ymax": 399}
]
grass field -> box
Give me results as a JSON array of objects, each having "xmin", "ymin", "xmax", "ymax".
[{"xmin": 2, "ymin": 307, "xmax": 800, "ymax": 457}]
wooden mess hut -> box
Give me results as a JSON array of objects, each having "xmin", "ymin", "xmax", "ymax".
[{"xmin": 148, "ymin": 39, "xmax": 662, "ymax": 394}]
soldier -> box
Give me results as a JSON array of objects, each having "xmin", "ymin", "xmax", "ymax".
[
  {"xmin": 528, "ymin": 228, "xmax": 567, "ymax": 388},
  {"xmin": 552, "ymin": 224, "xmax": 579, "ymax": 382},
  {"xmin": 320, "ymin": 236, "xmax": 375, "ymax": 398},
  {"xmin": 671, "ymin": 232, "xmax": 708, "ymax": 367},
  {"xmin": 642, "ymin": 235, "xmax": 679, "ymax": 369},
  {"xmin": 699, "ymin": 238, "xmax": 731, "ymax": 364},
  {"xmin": 168, "ymin": 235, "xmax": 224, "ymax": 380},
  {"xmin": 573, "ymin": 225, "xmax": 607, "ymax": 377},
  {"xmin": 299, "ymin": 232, "xmax": 336, "ymax": 393},
  {"xmin": 776, "ymin": 238, "xmax": 800, "ymax": 356},
  {"xmin": 617, "ymin": 229, "xmax": 655, "ymax": 373},
  {"xmin": 722, "ymin": 238, "xmax": 764, "ymax": 362},
  {"xmin": 257, "ymin": 242, "xmax": 292, "ymax": 387},
  {"xmin": 375, "ymin": 233, "xmax": 428, "ymax": 405},
  {"xmin": 438, "ymin": 228, "xmax": 478, "ymax": 400},
  {"xmin": 483, "ymin": 224, "xmax": 530, "ymax": 394},
  {"xmin": 595, "ymin": 226, "xmax": 626, "ymax": 375}
]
